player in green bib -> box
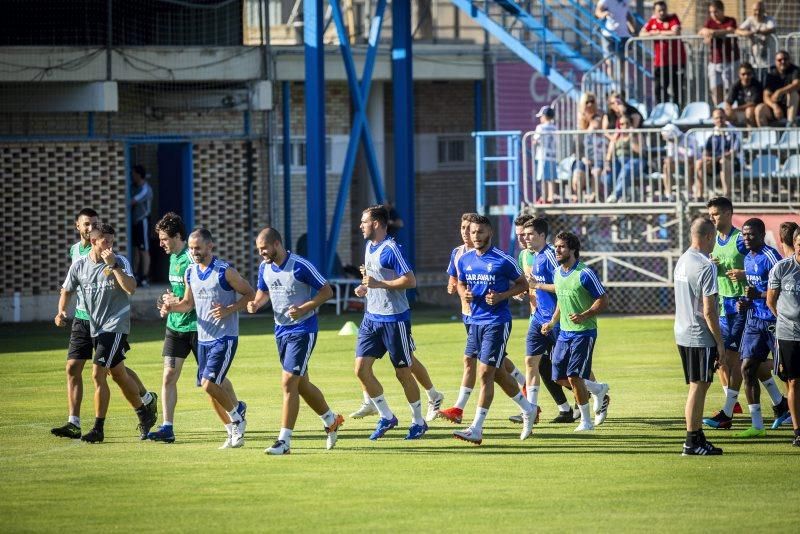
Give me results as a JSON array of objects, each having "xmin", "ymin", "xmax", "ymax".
[
  {"xmin": 147, "ymin": 212, "xmax": 243, "ymax": 444},
  {"xmin": 542, "ymin": 232, "xmax": 609, "ymax": 432}
]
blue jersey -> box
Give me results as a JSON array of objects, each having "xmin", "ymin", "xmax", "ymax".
[
  {"xmin": 457, "ymin": 247, "xmax": 522, "ymax": 325},
  {"xmin": 447, "ymin": 244, "xmax": 472, "ymax": 322},
  {"xmin": 744, "ymin": 244, "xmax": 781, "ymax": 321},
  {"xmin": 364, "ymin": 238, "xmax": 412, "ymax": 322},
  {"xmin": 532, "ymin": 243, "xmax": 558, "ymax": 324},
  {"xmin": 257, "ymin": 251, "xmax": 327, "ymax": 337}
]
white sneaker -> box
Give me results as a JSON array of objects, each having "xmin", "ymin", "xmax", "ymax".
[
  {"xmin": 453, "ymin": 426, "xmax": 483, "ymax": 445},
  {"xmin": 265, "ymin": 439, "xmax": 290, "ymax": 455},
  {"xmin": 349, "ymin": 401, "xmax": 378, "ymax": 419},
  {"xmin": 594, "ymin": 394, "xmax": 611, "ymax": 426},
  {"xmin": 218, "ymin": 435, "xmax": 232, "ymax": 449},
  {"xmin": 520, "ymin": 410, "xmax": 534, "ymax": 440},
  {"xmin": 425, "ymin": 392, "xmax": 445, "ymax": 422},
  {"xmin": 325, "ymin": 414, "xmax": 345, "ymax": 450},
  {"xmin": 574, "ymin": 420, "xmax": 595, "ymax": 432},
  {"xmin": 592, "ymin": 383, "xmax": 610, "ymax": 413},
  {"xmin": 229, "ymin": 421, "xmax": 245, "ymax": 448}
]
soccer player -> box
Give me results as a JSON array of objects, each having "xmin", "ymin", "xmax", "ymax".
[
  {"xmin": 736, "ymin": 218, "xmax": 790, "ymax": 437},
  {"xmin": 57, "ymin": 224, "xmax": 157, "ymax": 443},
  {"xmin": 452, "ymin": 215, "xmax": 536, "ymax": 445},
  {"xmin": 147, "ymin": 213, "xmax": 243, "ymax": 444},
  {"xmin": 352, "ymin": 205, "xmax": 431, "ymax": 440},
  {"xmin": 767, "ymin": 226, "xmax": 800, "ymax": 447},
  {"xmin": 162, "ymin": 228, "xmax": 254, "ymax": 448},
  {"xmin": 778, "ymin": 222, "xmax": 799, "ymax": 258},
  {"xmin": 673, "ymin": 218, "xmax": 724, "ymax": 456},
  {"xmin": 541, "ymin": 232, "xmax": 609, "ymax": 432},
  {"xmin": 247, "ymin": 227, "xmax": 345, "ymax": 455}
]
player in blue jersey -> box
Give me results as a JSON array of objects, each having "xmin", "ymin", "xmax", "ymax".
[
  {"xmin": 452, "ymin": 215, "xmax": 536, "ymax": 445},
  {"xmin": 163, "ymin": 228, "xmax": 255, "ymax": 449},
  {"xmin": 736, "ymin": 218, "xmax": 791, "ymax": 437},
  {"xmin": 247, "ymin": 227, "xmax": 345, "ymax": 455},
  {"xmin": 352, "ymin": 205, "xmax": 432, "ymax": 441}
]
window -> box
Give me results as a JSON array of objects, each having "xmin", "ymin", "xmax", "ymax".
[
  {"xmin": 274, "ymin": 137, "xmax": 332, "ymax": 174},
  {"xmin": 436, "ymin": 135, "xmax": 473, "ymax": 168}
]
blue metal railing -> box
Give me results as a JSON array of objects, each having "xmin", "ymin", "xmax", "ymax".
[{"xmin": 474, "ymin": 130, "xmax": 521, "ymax": 252}]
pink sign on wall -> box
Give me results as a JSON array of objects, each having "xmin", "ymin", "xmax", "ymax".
[{"xmin": 494, "ymin": 61, "xmax": 577, "ymax": 132}]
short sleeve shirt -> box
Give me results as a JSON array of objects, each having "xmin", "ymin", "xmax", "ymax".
[
  {"xmin": 768, "ymin": 256, "xmax": 800, "ymax": 341},
  {"xmin": 457, "ymin": 247, "xmax": 522, "ymax": 325},
  {"xmin": 765, "ymin": 64, "xmax": 800, "ymax": 93},
  {"xmin": 643, "ymin": 14, "xmax": 686, "ymax": 67},
  {"xmin": 674, "ymin": 248, "xmax": 719, "ymax": 347},
  {"xmin": 726, "ymin": 79, "xmax": 763, "ymax": 106},
  {"xmin": 704, "ymin": 16, "xmax": 739, "ymax": 64}
]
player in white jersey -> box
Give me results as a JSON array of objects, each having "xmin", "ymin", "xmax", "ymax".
[
  {"xmin": 163, "ymin": 228, "xmax": 255, "ymax": 448},
  {"xmin": 248, "ymin": 227, "xmax": 344, "ymax": 455}
]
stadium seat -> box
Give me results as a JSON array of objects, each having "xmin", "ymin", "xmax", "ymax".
[
  {"xmin": 672, "ymin": 102, "xmax": 711, "ymax": 127},
  {"xmin": 775, "ymin": 154, "xmax": 800, "ymax": 179},
  {"xmin": 741, "ymin": 130, "xmax": 777, "ymax": 151},
  {"xmin": 744, "ymin": 154, "xmax": 779, "ymax": 180},
  {"xmin": 628, "ymin": 98, "xmax": 648, "ymax": 122},
  {"xmin": 687, "ymin": 129, "xmax": 713, "ymax": 151},
  {"xmin": 774, "ymin": 130, "xmax": 800, "ymax": 150},
  {"xmin": 643, "ymin": 103, "xmax": 679, "ymax": 127}
]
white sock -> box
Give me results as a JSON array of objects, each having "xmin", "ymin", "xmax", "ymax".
[
  {"xmin": 472, "ymin": 407, "xmax": 488, "ymax": 431},
  {"xmin": 748, "ymin": 404, "xmax": 764, "ymax": 430},
  {"xmin": 526, "ymin": 385, "xmax": 540, "ymax": 408},
  {"xmin": 557, "ymin": 402, "xmax": 571, "ymax": 412},
  {"xmin": 454, "ymin": 387, "xmax": 472, "ymax": 410},
  {"xmin": 760, "ymin": 377, "xmax": 784, "ymax": 406},
  {"xmin": 584, "ymin": 380, "xmax": 603, "ymax": 396},
  {"xmin": 425, "ymin": 387, "xmax": 440, "ymax": 402},
  {"xmin": 409, "ymin": 400, "xmax": 425, "ymax": 425},
  {"xmin": 362, "ymin": 390, "xmax": 371, "ymax": 403},
  {"xmin": 579, "ymin": 402, "xmax": 591, "ymax": 423},
  {"xmin": 224, "ymin": 423, "xmax": 233, "ymax": 436},
  {"xmin": 511, "ymin": 392, "xmax": 533, "ymax": 413},
  {"xmin": 163, "ymin": 421, "xmax": 173, "ymax": 427},
  {"xmin": 320, "ymin": 410, "xmax": 336, "ymax": 427},
  {"xmin": 511, "ymin": 367, "xmax": 526, "ymax": 387},
  {"xmin": 141, "ymin": 391, "xmax": 153, "ymax": 405},
  {"xmin": 227, "ymin": 407, "xmax": 243, "ymax": 424},
  {"xmin": 722, "ymin": 388, "xmax": 739, "ymax": 417},
  {"xmin": 68, "ymin": 415, "xmax": 80, "ymax": 427},
  {"xmin": 370, "ymin": 395, "xmax": 394, "ymax": 419},
  {"xmin": 278, "ymin": 427, "xmax": 293, "ymax": 446}
]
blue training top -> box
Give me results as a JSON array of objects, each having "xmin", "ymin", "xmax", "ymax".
[{"xmin": 457, "ymin": 246, "xmax": 522, "ymax": 325}]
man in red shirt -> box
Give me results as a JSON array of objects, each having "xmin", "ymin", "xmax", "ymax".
[
  {"xmin": 640, "ymin": 1, "xmax": 687, "ymax": 108},
  {"xmin": 699, "ymin": 0, "xmax": 739, "ymax": 106}
]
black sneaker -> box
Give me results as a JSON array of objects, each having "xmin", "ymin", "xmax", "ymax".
[
  {"xmin": 137, "ymin": 402, "xmax": 159, "ymax": 440},
  {"xmin": 51, "ymin": 422, "xmax": 81, "ymax": 439},
  {"xmin": 793, "ymin": 436, "xmax": 800, "ymax": 448},
  {"xmin": 81, "ymin": 428, "xmax": 104, "ymax": 443},
  {"xmin": 551, "ymin": 410, "xmax": 576, "ymax": 423},
  {"xmin": 682, "ymin": 440, "xmax": 723, "ymax": 456}
]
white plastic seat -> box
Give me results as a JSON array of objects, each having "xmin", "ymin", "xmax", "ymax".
[
  {"xmin": 643, "ymin": 103, "xmax": 679, "ymax": 127},
  {"xmin": 742, "ymin": 130, "xmax": 777, "ymax": 151},
  {"xmin": 745, "ymin": 154, "xmax": 780, "ymax": 179},
  {"xmin": 672, "ymin": 101, "xmax": 711, "ymax": 126}
]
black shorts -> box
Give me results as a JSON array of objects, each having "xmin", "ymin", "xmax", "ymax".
[
  {"xmin": 93, "ymin": 333, "xmax": 129, "ymax": 368},
  {"xmin": 67, "ymin": 318, "xmax": 93, "ymax": 360},
  {"xmin": 132, "ymin": 217, "xmax": 149, "ymax": 251},
  {"xmin": 678, "ymin": 345, "xmax": 718, "ymax": 384},
  {"xmin": 163, "ymin": 328, "xmax": 198, "ymax": 360},
  {"xmin": 776, "ymin": 339, "xmax": 800, "ymax": 381}
]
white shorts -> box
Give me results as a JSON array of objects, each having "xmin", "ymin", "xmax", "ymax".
[{"xmin": 707, "ymin": 62, "xmax": 735, "ymax": 90}]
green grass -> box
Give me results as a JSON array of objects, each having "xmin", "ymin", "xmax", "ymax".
[{"xmin": 1, "ymin": 311, "xmax": 799, "ymax": 532}]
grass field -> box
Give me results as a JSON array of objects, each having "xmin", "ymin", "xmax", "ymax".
[{"xmin": 1, "ymin": 310, "xmax": 799, "ymax": 532}]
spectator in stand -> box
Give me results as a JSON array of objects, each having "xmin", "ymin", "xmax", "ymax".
[
  {"xmin": 572, "ymin": 115, "xmax": 607, "ymax": 203},
  {"xmin": 724, "ymin": 62, "xmax": 763, "ymax": 127},
  {"xmin": 694, "ymin": 108, "xmax": 741, "ymax": 201},
  {"xmin": 736, "ymin": 1, "xmax": 776, "ymax": 84},
  {"xmin": 577, "ymin": 92, "xmax": 601, "ymax": 131},
  {"xmin": 602, "ymin": 92, "xmax": 643, "ymax": 137},
  {"xmin": 603, "ymin": 114, "xmax": 647, "ymax": 203},
  {"xmin": 571, "ymin": 93, "xmax": 603, "ymax": 202},
  {"xmin": 660, "ymin": 124, "xmax": 700, "ymax": 202},
  {"xmin": 699, "ymin": 0, "xmax": 739, "ymax": 107},
  {"xmin": 533, "ymin": 106, "xmax": 558, "ymax": 204},
  {"xmin": 756, "ymin": 50, "xmax": 800, "ymax": 127},
  {"xmin": 640, "ymin": 1, "xmax": 687, "ymax": 108},
  {"xmin": 595, "ymin": 0, "xmax": 636, "ymax": 77}
]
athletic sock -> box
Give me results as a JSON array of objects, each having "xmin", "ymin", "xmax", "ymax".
[
  {"xmin": 557, "ymin": 402, "xmax": 571, "ymax": 412},
  {"xmin": 510, "ymin": 367, "xmax": 526, "ymax": 387},
  {"xmin": 760, "ymin": 377, "xmax": 784, "ymax": 406},
  {"xmin": 227, "ymin": 407, "xmax": 243, "ymax": 424},
  {"xmin": 94, "ymin": 417, "xmax": 105, "ymax": 432},
  {"xmin": 579, "ymin": 403, "xmax": 591, "ymax": 423},
  {"xmin": 362, "ymin": 390, "xmax": 371, "ymax": 404},
  {"xmin": 68, "ymin": 415, "xmax": 80, "ymax": 428},
  {"xmin": 749, "ymin": 404, "xmax": 764, "ymax": 430},
  {"xmin": 511, "ymin": 392, "xmax": 533, "ymax": 413},
  {"xmin": 370, "ymin": 395, "xmax": 394, "ymax": 419},
  {"xmin": 409, "ymin": 400, "xmax": 425, "ymax": 425},
  {"xmin": 141, "ymin": 391, "xmax": 154, "ymax": 405},
  {"xmin": 472, "ymin": 407, "xmax": 488, "ymax": 431},
  {"xmin": 526, "ymin": 385, "xmax": 540, "ymax": 408},
  {"xmin": 454, "ymin": 387, "xmax": 472, "ymax": 410},
  {"xmin": 163, "ymin": 421, "xmax": 173, "ymax": 427},
  {"xmin": 224, "ymin": 423, "xmax": 233, "ymax": 436},
  {"xmin": 722, "ymin": 388, "xmax": 739, "ymax": 417},
  {"xmin": 320, "ymin": 410, "xmax": 336, "ymax": 428},
  {"xmin": 278, "ymin": 427, "xmax": 293, "ymax": 447},
  {"xmin": 584, "ymin": 380, "xmax": 603, "ymax": 396},
  {"xmin": 425, "ymin": 387, "xmax": 440, "ymax": 402}
]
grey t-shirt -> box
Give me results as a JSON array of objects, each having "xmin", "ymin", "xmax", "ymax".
[
  {"xmin": 63, "ymin": 254, "xmax": 134, "ymax": 336},
  {"xmin": 674, "ymin": 248, "xmax": 719, "ymax": 347},
  {"xmin": 767, "ymin": 256, "xmax": 800, "ymax": 341}
]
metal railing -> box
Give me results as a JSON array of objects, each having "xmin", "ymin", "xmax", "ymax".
[{"xmin": 785, "ymin": 32, "xmax": 800, "ymax": 63}]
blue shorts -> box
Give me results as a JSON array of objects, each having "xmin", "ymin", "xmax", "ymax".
[
  {"xmin": 739, "ymin": 317, "xmax": 776, "ymax": 362},
  {"xmin": 355, "ymin": 318, "xmax": 415, "ymax": 369},
  {"xmin": 465, "ymin": 322, "xmax": 511, "ymax": 368},
  {"xmin": 536, "ymin": 160, "xmax": 558, "ymax": 182},
  {"xmin": 719, "ymin": 311, "xmax": 746, "ymax": 351},
  {"xmin": 277, "ymin": 332, "xmax": 317, "ymax": 376},
  {"xmin": 197, "ymin": 337, "xmax": 237, "ymax": 386},
  {"xmin": 526, "ymin": 319, "xmax": 558, "ymax": 356},
  {"xmin": 551, "ymin": 333, "xmax": 596, "ymax": 380}
]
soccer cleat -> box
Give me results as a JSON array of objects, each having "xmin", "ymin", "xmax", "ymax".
[
  {"xmin": 733, "ymin": 402, "xmax": 743, "ymax": 414},
  {"xmin": 771, "ymin": 399, "xmax": 792, "ymax": 430},
  {"xmin": 236, "ymin": 400, "xmax": 248, "ymax": 435},
  {"xmin": 551, "ymin": 410, "xmax": 576, "ymax": 424},
  {"xmin": 592, "ymin": 383, "xmax": 610, "ymax": 413},
  {"xmin": 405, "ymin": 422, "xmax": 429, "ymax": 440},
  {"xmin": 437, "ymin": 407, "xmax": 463, "ymax": 424},
  {"xmin": 520, "ymin": 410, "xmax": 534, "ymax": 440},
  {"xmin": 425, "ymin": 392, "xmax": 445, "ymax": 422},
  {"xmin": 325, "ymin": 414, "xmax": 345, "ymax": 450},
  {"xmin": 682, "ymin": 440, "xmax": 723, "ymax": 456},
  {"xmin": 265, "ymin": 439, "xmax": 291, "ymax": 455},
  {"xmin": 735, "ymin": 426, "xmax": 766, "ymax": 438},
  {"xmin": 218, "ymin": 436, "xmax": 232, "ymax": 449},
  {"xmin": 80, "ymin": 428, "xmax": 104, "ymax": 443},
  {"xmin": 574, "ymin": 420, "xmax": 595, "ymax": 432},
  {"xmin": 350, "ymin": 401, "xmax": 378, "ymax": 419},
  {"xmin": 508, "ymin": 414, "xmax": 523, "ymax": 424},
  {"xmin": 594, "ymin": 395, "xmax": 611, "ymax": 426},
  {"xmin": 146, "ymin": 425, "xmax": 175, "ymax": 443},
  {"xmin": 702, "ymin": 411, "xmax": 733, "ymax": 429},
  {"xmin": 137, "ymin": 409, "xmax": 158, "ymax": 440},
  {"xmin": 453, "ymin": 426, "xmax": 483, "ymax": 445},
  {"xmin": 51, "ymin": 422, "xmax": 81, "ymax": 439},
  {"xmin": 793, "ymin": 436, "xmax": 800, "ymax": 448},
  {"xmin": 369, "ymin": 416, "xmax": 398, "ymax": 440},
  {"xmin": 229, "ymin": 421, "xmax": 245, "ymax": 448}
]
